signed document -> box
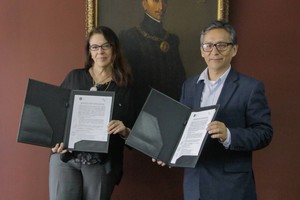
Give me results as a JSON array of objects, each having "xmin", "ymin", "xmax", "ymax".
[
  {"xmin": 17, "ymin": 79, "xmax": 114, "ymax": 153},
  {"xmin": 126, "ymin": 89, "xmax": 219, "ymax": 168},
  {"xmin": 170, "ymin": 109, "xmax": 216, "ymax": 164},
  {"xmin": 68, "ymin": 94, "xmax": 112, "ymax": 149}
]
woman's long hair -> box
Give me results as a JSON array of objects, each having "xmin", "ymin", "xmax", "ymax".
[{"xmin": 84, "ymin": 26, "xmax": 132, "ymax": 87}]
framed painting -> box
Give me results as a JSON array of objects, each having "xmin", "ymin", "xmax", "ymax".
[
  {"xmin": 85, "ymin": 0, "xmax": 229, "ymax": 109},
  {"xmin": 85, "ymin": 0, "xmax": 229, "ymax": 77}
]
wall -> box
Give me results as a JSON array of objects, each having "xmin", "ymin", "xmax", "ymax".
[
  {"xmin": 230, "ymin": 1, "xmax": 300, "ymax": 199},
  {"xmin": 0, "ymin": 1, "xmax": 85, "ymax": 199},
  {"xmin": 0, "ymin": 0, "xmax": 299, "ymax": 200}
]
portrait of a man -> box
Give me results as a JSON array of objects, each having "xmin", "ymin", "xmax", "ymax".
[
  {"xmin": 96, "ymin": 0, "xmax": 220, "ymax": 111},
  {"xmin": 119, "ymin": 0, "xmax": 186, "ymax": 112}
]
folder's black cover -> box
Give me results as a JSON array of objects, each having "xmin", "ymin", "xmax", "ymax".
[
  {"xmin": 17, "ymin": 79, "xmax": 69, "ymax": 148},
  {"xmin": 17, "ymin": 79, "xmax": 114, "ymax": 153},
  {"xmin": 125, "ymin": 89, "xmax": 219, "ymax": 168}
]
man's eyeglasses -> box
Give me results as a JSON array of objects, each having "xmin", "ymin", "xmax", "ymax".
[
  {"xmin": 201, "ymin": 42, "xmax": 233, "ymax": 52},
  {"xmin": 90, "ymin": 42, "xmax": 112, "ymax": 51}
]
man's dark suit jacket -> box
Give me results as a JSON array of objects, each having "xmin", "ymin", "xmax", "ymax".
[{"xmin": 180, "ymin": 67, "xmax": 273, "ymax": 200}]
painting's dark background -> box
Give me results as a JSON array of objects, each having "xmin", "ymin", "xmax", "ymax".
[
  {"xmin": 97, "ymin": 0, "xmax": 218, "ymax": 76},
  {"xmin": 1, "ymin": 0, "xmax": 299, "ymax": 199}
]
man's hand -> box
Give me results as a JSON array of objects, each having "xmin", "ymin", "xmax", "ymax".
[
  {"xmin": 152, "ymin": 158, "xmax": 166, "ymax": 167},
  {"xmin": 207, "ymin": 121, "xmax": 227, "ymax": 142}
]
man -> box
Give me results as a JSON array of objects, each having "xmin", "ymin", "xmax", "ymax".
[
  {"xmin": 119, "ymin": 0, "xmax": 186, "ymax": 113},
  {"xmin": 155, "ymin": 20, "xmax": 273, "ymax": 200}
]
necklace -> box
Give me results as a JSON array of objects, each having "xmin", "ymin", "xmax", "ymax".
[
  {"xmin": 90, "ymin": 67, "xmax": 112, "ymax": 83},
  {"xmin": 136, "ymin": 26, "xmax": 170, "ymax": 53},
  {"xmin": 90, "ymin": 80, "xmax": 111, "ymax": 91},
  {"xmin": 89, "ymin": 67, "xmax": 111, "ymax": 91},
  {"xmin": 89, "ymin": 67, "xmax": 112, "ymax": 91}
]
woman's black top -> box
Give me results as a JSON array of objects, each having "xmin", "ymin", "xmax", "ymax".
[{"xmin": 59, "ymin": 68, "xmax": 135, "ymax": 184}]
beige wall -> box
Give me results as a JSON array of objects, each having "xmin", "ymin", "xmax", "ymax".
[{"xmin": 1, "ymin": 0, "xmax": 299, "ymax": 199}]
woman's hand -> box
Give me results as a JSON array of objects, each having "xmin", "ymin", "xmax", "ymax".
[
  {"xmin": 51, "ymin": 143, "xmax": 67, "ymax": 154},
  {"xmin": 108, "ymin": 120, "xmax": 130, "ymax": 138}
]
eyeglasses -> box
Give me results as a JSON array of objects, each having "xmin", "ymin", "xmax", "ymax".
[
  {"xmin": 201, "ymin": 42, "xmax": 233, "ymax": 52},
  {"xmin": 90, "ymin": 42, "xmax": 112, "ymax": 51}
]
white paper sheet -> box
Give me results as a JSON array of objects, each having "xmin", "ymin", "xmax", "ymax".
[
  {"xmin": 170, "ymin": 109, "xmax": 216, "ymax": 164},
  {"xmin": 68, "ymin": 94, "xmax": 112, "ymax": 148}
]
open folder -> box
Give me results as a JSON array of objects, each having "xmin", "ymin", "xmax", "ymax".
[
  {"xmin": 125, "ymin": 89, "xmax": 219, "ymax": 168},
  {"xmin": 17, "ymin": 79, "xmax": 114, "ymax": 153}
]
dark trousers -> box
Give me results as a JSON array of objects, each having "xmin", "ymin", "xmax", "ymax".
[{"xmin": 49, "ymin": 154, "xmax": 115, "ymax": 200}]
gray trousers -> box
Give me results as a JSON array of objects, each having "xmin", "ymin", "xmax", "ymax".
[{"xmin": 49, "ymin": 154, "xmax": 115, "ymax": 200}]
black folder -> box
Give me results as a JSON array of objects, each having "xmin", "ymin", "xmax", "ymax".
[
  {"xmin": 17, "ymin": 79, "xmax": 114, "ymax": 153},
  {"xmin": 125, "ymin": 89, "xmax": 219, "ymax": 168}
]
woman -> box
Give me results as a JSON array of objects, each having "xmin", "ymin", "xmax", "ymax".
[{"xmin": 49, "ymin": 26, "xmax": 135, "ymax": 200}]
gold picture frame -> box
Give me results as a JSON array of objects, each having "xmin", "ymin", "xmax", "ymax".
[
  {"xmin": 85, "ymin": 0, "xmax": 230, "ymax": 76},
  {"xmin": 85, "ymin": 0, "xmax": 229, "ymax": 36}
]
